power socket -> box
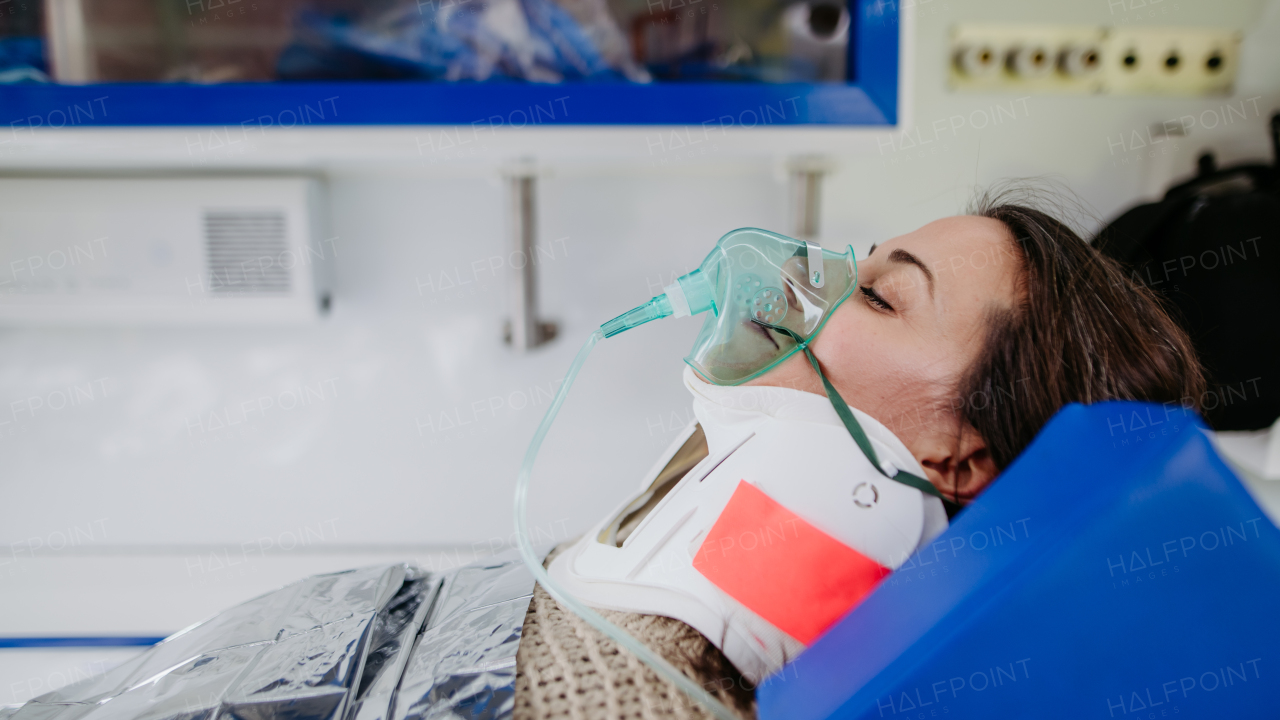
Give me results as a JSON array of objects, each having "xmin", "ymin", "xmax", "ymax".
[
  {"xmin": 949, "ymin": 24, "xmax": 1240, "ymax": 95},
  {"xmin": 1105, "ymin": 27, "xmax": 1240, "ymax": 95},
  {"xmin": 951, "ymin": 25, "xmax": 1107, "ymax": 94}
]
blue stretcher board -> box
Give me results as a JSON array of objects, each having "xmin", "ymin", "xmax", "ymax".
[{"xmin": 758, "ymin": 401, "xmax": 1280, "ymax": 720}]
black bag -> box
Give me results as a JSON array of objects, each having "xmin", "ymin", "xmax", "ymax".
[{"xmin": 1096, "ymin": 114, "xmax": 1280, "ymax": 431}]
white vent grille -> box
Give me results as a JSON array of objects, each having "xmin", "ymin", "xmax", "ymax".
[{"xmin": 204, "ymin": 210, "xmax": 291, "ymax": 294}]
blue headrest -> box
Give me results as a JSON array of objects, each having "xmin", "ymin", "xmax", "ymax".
[{"xmin": 758, "ymin": 401, "xmax": 1280, "ymax": 720}]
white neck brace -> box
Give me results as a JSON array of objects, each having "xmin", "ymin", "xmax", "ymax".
[
  {"xmin": 549, "ymin": 366, "xmax": 949, "ymax": 682},
  {"xmin": 683, "ymin": 366, "xmax": 924, "ymax": 478}
]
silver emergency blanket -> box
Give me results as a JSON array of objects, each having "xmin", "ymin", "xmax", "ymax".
[
  {"xmin": 392, "ymin": 554, "xmax": 539, "ymax": 720},
  {"xmin": 3, "ymin": 549, "xmax": 543, "ymax": 720}
]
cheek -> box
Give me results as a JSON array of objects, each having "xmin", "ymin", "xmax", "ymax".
[
  {"xmin": 815, "ymin": 312, "xmax": 901, "ymax": 397},
  {"xmin": 814, "ymin": 310, "xmax": 955, "ymax": 423}
]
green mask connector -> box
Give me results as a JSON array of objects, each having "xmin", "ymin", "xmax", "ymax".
[
  {"xmin": 600, "ymin": 269, "xmax": 716, "ymax": 338},
  {"xmin": 601, "ymin": 294, "xmax": 673, "ymax": 338}
]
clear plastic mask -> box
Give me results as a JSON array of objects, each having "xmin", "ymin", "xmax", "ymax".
[{"xmin": 685, "ymin": 228, "xmax": 857, "ymax": 385}]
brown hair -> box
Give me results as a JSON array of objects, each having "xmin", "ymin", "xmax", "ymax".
[{"xmin": 955, "ymin": 185, "xmax": 1207, "ymax": 472}]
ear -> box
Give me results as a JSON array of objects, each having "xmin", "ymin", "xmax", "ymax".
[{"xmin": 915, "ymin": 426, "xmax": 1000, "ymax": 504}]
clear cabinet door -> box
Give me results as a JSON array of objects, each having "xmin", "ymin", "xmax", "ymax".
[{"xmin": 5, "ymin": 0, "xmax": 852, "ymax": 85}]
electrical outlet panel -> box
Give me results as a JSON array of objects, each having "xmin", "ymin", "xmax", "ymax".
[{"xmin": 949, "ymin": 24, "xmax": 1241, "ymax": 95}]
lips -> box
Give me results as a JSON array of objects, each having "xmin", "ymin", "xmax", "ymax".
[{"xmin": 747, "ymin": 319, "xmax": 780, "ymax": 350}]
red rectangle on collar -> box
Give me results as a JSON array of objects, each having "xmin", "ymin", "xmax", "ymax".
[{"xmin": 692, "ymin": 480, "xmax": 890, "ymax": 645}]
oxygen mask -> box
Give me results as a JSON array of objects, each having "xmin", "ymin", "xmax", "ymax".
[{"xmin": 602, "ymin": 228, "xmax": 858, "ymax": 385}]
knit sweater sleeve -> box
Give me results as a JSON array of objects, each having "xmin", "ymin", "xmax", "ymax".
[{"xmin": 513, "ymin": 544, "xmax": 758, "ymax": 720}]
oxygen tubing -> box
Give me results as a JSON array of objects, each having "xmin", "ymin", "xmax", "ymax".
[{"xmin": 513, "ymin": 329, "xmax": 741, "ymax": 720}]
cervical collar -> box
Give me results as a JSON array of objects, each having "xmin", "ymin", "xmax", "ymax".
[{"xmin": 549, "ymin": 367, "xmax": 948, "ymax": 682}]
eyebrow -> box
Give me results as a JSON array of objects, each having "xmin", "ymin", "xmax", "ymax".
[{"xmin": 887, "ymin": 248, "xmax": 935, "ymax": 296}]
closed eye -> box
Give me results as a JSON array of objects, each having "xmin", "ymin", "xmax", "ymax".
[{"xmin": 860, "ymin": 285, "xmax": 894, "ymax": 312}]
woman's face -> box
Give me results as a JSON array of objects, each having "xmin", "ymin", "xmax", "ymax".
[{"xmin": 746, "ymin": 215, "xmax": 1022, "ymax": 499}]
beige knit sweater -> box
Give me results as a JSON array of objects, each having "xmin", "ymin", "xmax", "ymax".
[{"xmin": 513, "ymin": 545, "xmax": 758, "ymax": 720}]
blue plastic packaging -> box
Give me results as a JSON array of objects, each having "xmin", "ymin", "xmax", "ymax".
[
  {"xmin": 758, "ymin": 401, "xmax": 1280, "ymax": 720},
  {"xmin": 276, "ymin": 0, "xmax": 627, "ymax": 83}
]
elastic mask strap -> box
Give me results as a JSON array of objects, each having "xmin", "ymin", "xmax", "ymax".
[{"xmin": 764, "ymin": 323, "xmax": 964, "ymax": 516}]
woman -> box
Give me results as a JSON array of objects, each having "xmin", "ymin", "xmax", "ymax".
[{"xmin": 513, "ymin": 189, "xmax": 1207, "ymax": 720}]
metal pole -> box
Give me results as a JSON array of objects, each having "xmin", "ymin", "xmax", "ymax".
[
  {"xmin": 504, "ymin": 169, "xmax": 556, "ymax": 351},
  {"xmin": 790, "ymin": 166, "xmax": 823, "ymax": 241},
  {"xmin": 507, "ymin": 173, "xmax": 537, "ymax": 351}
]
